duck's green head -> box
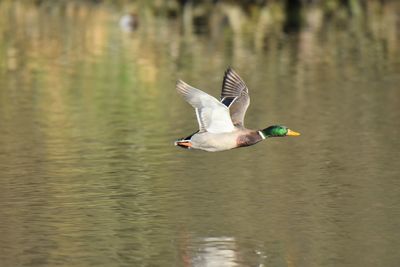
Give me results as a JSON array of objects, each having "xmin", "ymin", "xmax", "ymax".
[{"xmin": 259, "ymin": 125, "xmax": 300, "ymax": 139}]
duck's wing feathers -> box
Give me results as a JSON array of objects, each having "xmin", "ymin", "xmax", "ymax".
[
  {"xmin": 176, "ymin": 80, "xmax": 235, "ymax": 133},
  {"xmin": 221, "ymin": 68, "xmax": 250, "ymax": 127}
]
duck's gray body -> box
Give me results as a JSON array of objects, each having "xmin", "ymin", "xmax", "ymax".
[
  {"xmin": 176, "ymin": 127, "xmax": 264, "ymax": 152},
  {"xmin": 189, "ymin": 129, "xmax": 262, "ymax": 152},
  {"xmin": 190, "ymin": 131, "xmax": 238, "ymax": 152}
]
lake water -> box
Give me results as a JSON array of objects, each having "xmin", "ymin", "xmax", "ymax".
[{"xmin": 0, "ymin": 2, "xmax": 399, "ymax": 266}]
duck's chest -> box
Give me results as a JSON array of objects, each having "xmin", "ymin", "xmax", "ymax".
[{"xmin": 236, "ymin": 132, "xmax": 262, "ymax": 147}]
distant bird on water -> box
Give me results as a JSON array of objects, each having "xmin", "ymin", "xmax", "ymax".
[
  {"xmin": 119, "ymin": 13, "xmax": 138, "ymax": 32},
  {"xmin": 175, "ymin": 68, "xmax": 300, "ymax": 152}
]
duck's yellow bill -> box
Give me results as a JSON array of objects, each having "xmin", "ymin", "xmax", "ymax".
[{"xmin": 287, "ymin": 129, "xmax": 300, "ymax": 136}]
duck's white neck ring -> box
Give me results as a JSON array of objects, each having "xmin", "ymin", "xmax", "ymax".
[{"xmin": 258, "ymin": 131, "xmax": 267, "ymax": 140}]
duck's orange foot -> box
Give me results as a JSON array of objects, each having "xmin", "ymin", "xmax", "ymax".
[{"xmin": 174, "ymin": 140, "xmax": 193, "ymax": 149}]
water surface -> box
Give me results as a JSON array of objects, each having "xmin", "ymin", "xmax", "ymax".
[{"xmin": 0, "ymin": 2, "xmax": 399, "ymax": 266}]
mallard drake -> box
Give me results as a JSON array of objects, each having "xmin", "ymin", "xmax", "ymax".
[{"xmin": 174, "ymin": 68, "xmax": 300, "ymax": 152}]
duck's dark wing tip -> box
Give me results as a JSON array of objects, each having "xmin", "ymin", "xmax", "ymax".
[
  {"xmin": 221, "ymin": 68, "xmax": 248, "ymax": 98},
  {"xmin": 220, "ymin": 67, "xmax": 250, "ymax": 126}
]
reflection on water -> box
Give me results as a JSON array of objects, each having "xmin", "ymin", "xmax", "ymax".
[
  {"xmin": 0, "ymin": 1, "xmax": 400, "ymax": 267},
  {"xmin": 183, "ymin": 237, "xmax": 239, "ymax": 267}
]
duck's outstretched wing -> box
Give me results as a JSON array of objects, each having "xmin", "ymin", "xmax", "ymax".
[
  {"xmin": 220, "ymin": 68, "xmax": 250, "ymax": 127},
  {"xmin": 176, "ymin": 80, "xmax": 235, "ymax": 133}
]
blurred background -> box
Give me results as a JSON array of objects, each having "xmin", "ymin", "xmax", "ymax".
[{"xmin": 0, "ymin": 0, "xmax": 399, "ymax": 266}]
